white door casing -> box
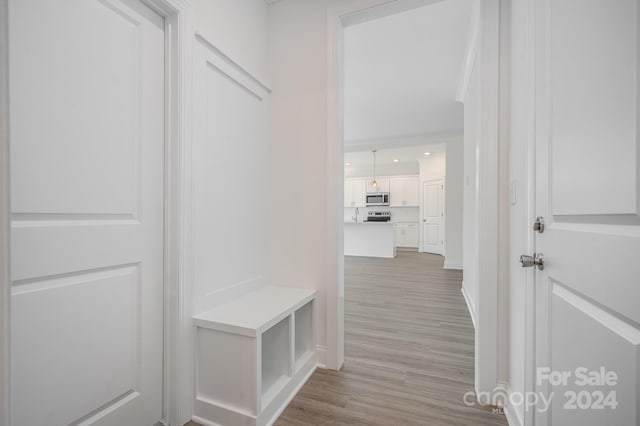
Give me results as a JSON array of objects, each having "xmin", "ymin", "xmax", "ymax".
[
  {"xmin": 9, "ymin": 0, "xmax": 165, "ymax": 424},
  {"xmin": 0, "ymin": 0, "xmax": 9, "ymax": 423},
  {"xmin": 533, "ymin": 0, "xmax": 640, "ymax": 424},
  {"xmin": 422, "ymin": 179, "xmax": 444, "ymax": 254}
]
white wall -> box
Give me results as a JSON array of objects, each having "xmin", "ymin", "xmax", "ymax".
[
  {"xmin": 343, "ymin": 0, "xmax": 469, "ymax": 141},
  {"xmin": 444, "ymin": 138, "xmax": 464, "ymax": 269},
  {"xmin": 189, "ymin": 3, "xmax": 270, "ymax": 310},
  {"xmin": 266, "ymin": 0, "xmax": 332, "ymax": 359},
  {"xmin": 462, "ymin": 51, "xmax": 479, "ymax": 324},
  {"xmin": 420, "ymin": 151, "xmax": 446, "ymax": 180},
  {"xmin": 419, "ymin": 140, "xmax": 463, "ymax": 268}
]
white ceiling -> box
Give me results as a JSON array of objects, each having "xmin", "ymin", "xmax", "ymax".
[
  {"xmin": 344, "ymin": 144, "xmax": 446, "ymax": 169},
  {"xmin": 343, "ymin": 0, "xmax": 472, "ymax": 144}
]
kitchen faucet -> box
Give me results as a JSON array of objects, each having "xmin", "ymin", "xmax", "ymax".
[{"xmin": 352, "ymin": 207, "xmax": 360, "ymax": 223}]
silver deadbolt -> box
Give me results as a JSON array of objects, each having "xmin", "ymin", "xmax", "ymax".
[
  {"xmin": 533, "ymin": 217, "xmax": 545, "ymax": 233},
  {"xmin": 520, "ymin": 253, "xmax": 544, "ymax": 270}
]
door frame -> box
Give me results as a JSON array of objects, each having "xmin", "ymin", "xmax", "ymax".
[
  {"xmin": 326, "ymin": 0, "xmax": 510, "ymax": 403},
  {"xmin": 420, "ymin": 177, "xmax": 445, "ymax": 255},
  {"xmin": 0, "ymin": 0, "xmax": 10, "ymax": 423},
  {"xmin": 0, "ymin": 1, "xmax": 193, "ymax": 425}
]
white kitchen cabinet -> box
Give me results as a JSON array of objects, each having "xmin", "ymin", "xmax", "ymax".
[
  {"xmin": 404, "ymin": 177, "xmax": 420, "ymax": 206},
  {"xmin": 395, "ymin": 222, "xmax": 419, "ymax": 248},
  {"xmin": 365, "ymin": 176, "xmax": 390, "ymax": 193},
  {"xmin": 390, "ymin": 176, "xmax": 420, "ymax": 207},
  {"xmin": 389, "ymin": 178, "xmax": 404, "ymax": 207},
  {"xmin": 344, "ymin": 178, "xmax": 367, "ymax": 207},
  {"xmin": 344, "ymin": 180, "xmax": 351, "ymax": 207},
  {"xmin": 404, "ymin": 223, "xmax": 419, "ymax": 247}
]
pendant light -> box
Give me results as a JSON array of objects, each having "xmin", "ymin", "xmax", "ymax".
[{"xmin": 371, "ymin": 150, "xmax": 378, "ymax": 189}]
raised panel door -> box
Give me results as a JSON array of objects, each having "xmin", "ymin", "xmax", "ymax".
[
  {"xmin": 533, "ymin": 1, "xmax": 640, "ymax": 424},
  {"xmin": 9, "ymin": 1, "xmax": 165, "ymax": 424}
]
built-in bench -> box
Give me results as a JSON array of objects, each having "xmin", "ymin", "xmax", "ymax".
[{"xmin": 192, "ymin": 286, "xmax": 317, "ymax": 426}]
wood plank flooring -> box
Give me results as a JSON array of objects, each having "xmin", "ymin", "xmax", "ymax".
[{"xmin": 274, "ymin": 252, "xmax": 508, "ymax": 426}]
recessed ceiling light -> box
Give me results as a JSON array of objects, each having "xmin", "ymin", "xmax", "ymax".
[
  {"xmin": 424, "ymin": 152, "xmax": 431, "ymax": 156},
  {"xmin": 345, "ymin": 162, "xmax": 351, "ymax": 166},
  {"xmin": 393, "ymin": 158, "xmax": 400, "ymax": 162}
]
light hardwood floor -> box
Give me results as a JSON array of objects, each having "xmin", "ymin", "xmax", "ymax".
[{"xmin": 274, "ymin": 251, "xmax": 508, "ymax": 426}]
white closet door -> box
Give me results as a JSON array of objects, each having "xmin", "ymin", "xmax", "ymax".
[{"xmin": 9, "ymin": 0, "xmax": 165, "ymax": 424}]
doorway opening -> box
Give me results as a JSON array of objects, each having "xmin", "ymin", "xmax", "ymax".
[{"xmin": 326, "ymin": 0, "xmax": 509, "ymax": 417}]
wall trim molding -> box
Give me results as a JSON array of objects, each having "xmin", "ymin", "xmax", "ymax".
[
  {"xmin": 315, "ymin": 345, "xmax": 327, "ymax": 369},
  {"xmin": 473, "ymin": 0, "xmax": 510, "ymax": 402},
  {"xmin": 456, "ymin": 0, "xmax": 480, "ymax": 102},
  {"xmin": 341, "ymin": 0, "xmax": 446, "ymax": 27},
  {"xmin": 144, "ymin": 1, "xmax": 194, "ymax": 425},
  {"xmin": 194, "ymin": 30, "xmax": 271, "ymax": 98},
  {"xmin": 0, "ymin": 0, "xmax": 10, "ymax": 423},
  {"xmin": 443, "ymin": 262, "xmax": 463, "ymax": 270},
  {"xmin": 461, "ymin": 285, "xmax": 477, "ymax": 329}
]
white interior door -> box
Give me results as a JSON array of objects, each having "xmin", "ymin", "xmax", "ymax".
[
  {"xmin": 421, "ymin": 179, "xmax": 443, "ymax": 254},
  {"xmin": 9, "ymin": 0, "xmax": 165, "ymax": 424},
  {"xmin": 533, "ymin": 0, "xmax": 640, "ymax": 424}
]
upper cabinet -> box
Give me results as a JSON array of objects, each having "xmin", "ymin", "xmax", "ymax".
[
  {"xmin": 346, "ymin": 175, "xmax": 416, "ymax": 207},
  {"xmin": 404, "ymin": 177, "xmax": 420, "ymax": 206},
  {"xmin": 365, "ymin": 177, "xmax": 390, "ymax": 193},
  {"xmin": 389, "ymin": 176, "xmax": 420, "ymax": 207},
  {"xmin": 345, "ymin": 178, "xmax": 367, "ymax": 208}
]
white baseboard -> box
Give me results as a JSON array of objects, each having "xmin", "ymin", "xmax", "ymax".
[
  {"xmin": 443, "ymin": 261, "xmax": 463, "ymax": 270},
  {"xmin": 265, "ymin": 364, "xmax": 317, "ymax": 426},
  {"xmin": 194, "ymin": 354, "xmax": 316, "ymax": 426},
  {"xmin": 315, "ymin": 345, "xmax": 327, "ymax": 368},
  {"xmin": 461, "ymin": 285, "xmax": 477, "ymax": 329}
]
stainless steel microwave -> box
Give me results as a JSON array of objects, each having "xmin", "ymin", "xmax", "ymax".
[{"xmin": 366, "ymin": 192, "xmax": 390, "ymax": 206}]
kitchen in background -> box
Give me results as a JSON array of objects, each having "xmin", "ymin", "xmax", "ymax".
[{"xmin": 344, "ymin": 145, "xmax": 440, "ymax": 256}]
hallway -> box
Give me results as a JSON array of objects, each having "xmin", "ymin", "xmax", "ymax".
[{"xmin": 275, "ymin": 252, "xmax": 507, "ymax": 425}]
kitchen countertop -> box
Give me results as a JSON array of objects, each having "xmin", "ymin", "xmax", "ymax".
[{"xmin": 344, "ymin": 221, "xmax": 396, "ymax": 224}]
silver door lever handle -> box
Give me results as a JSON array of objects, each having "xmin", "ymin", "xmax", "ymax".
[{"xmin": 520, "ymin": 253, "xmax": 544, "ymax": 270}]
